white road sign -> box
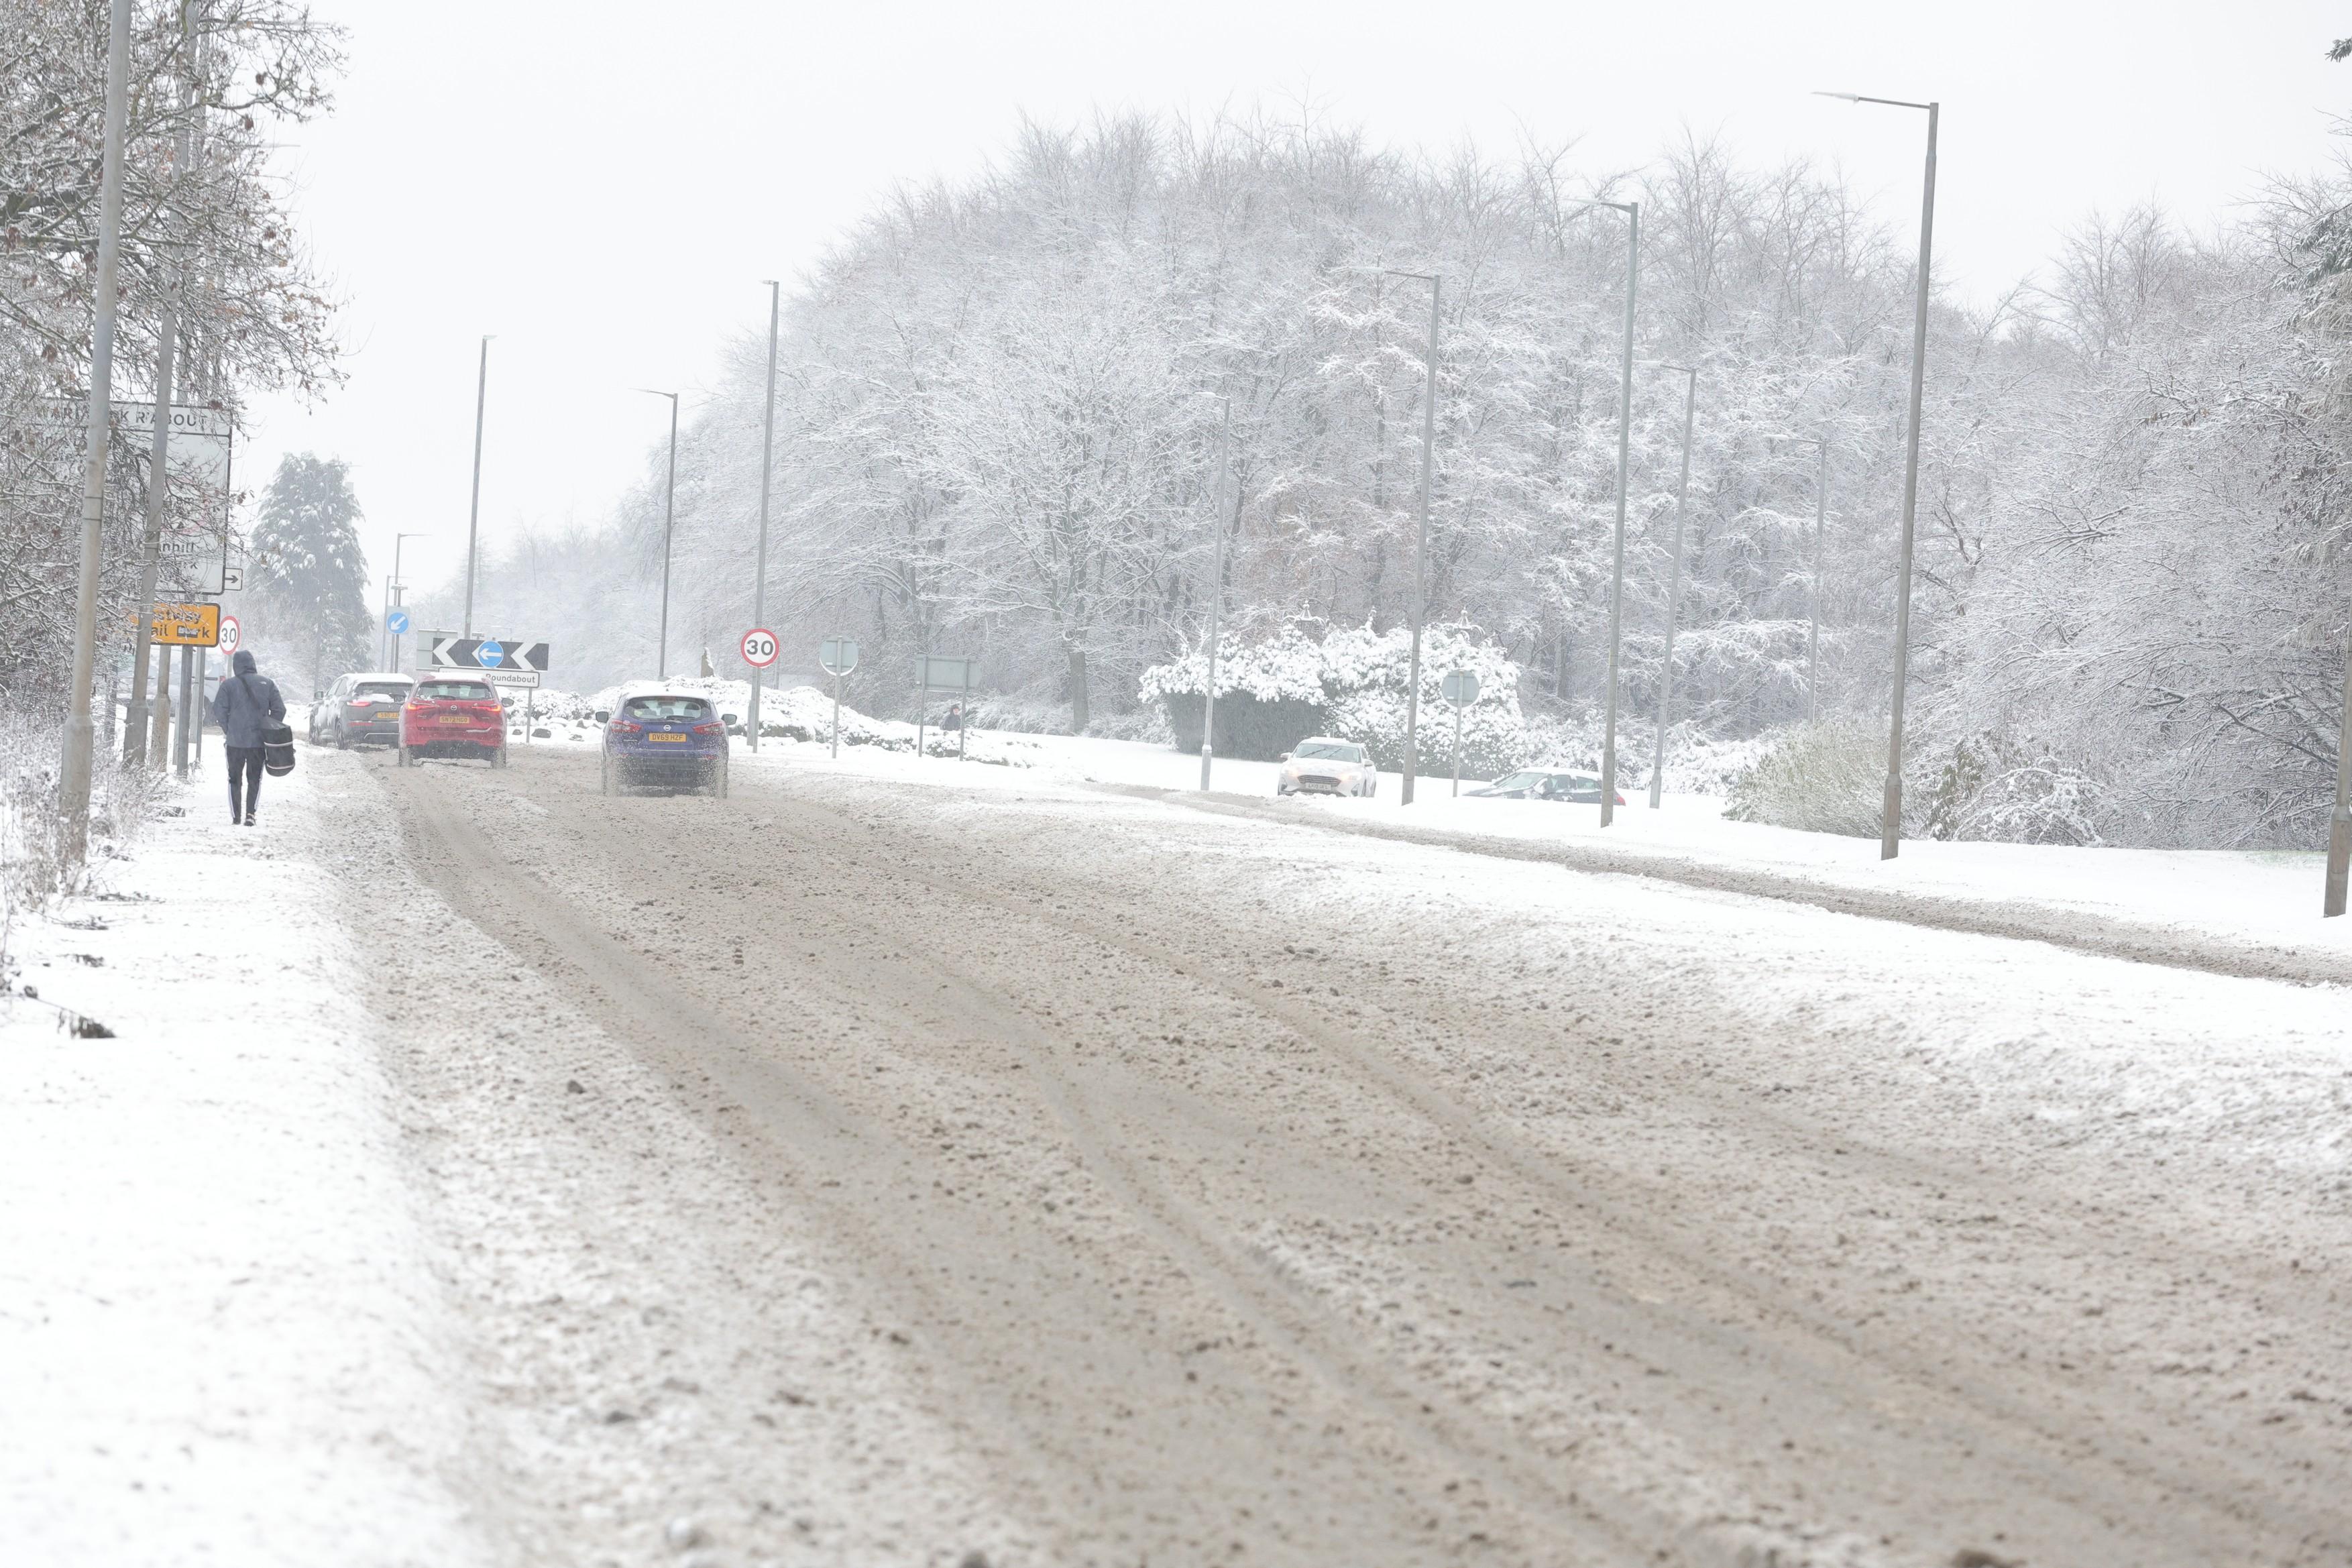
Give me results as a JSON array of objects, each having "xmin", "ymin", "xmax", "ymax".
[
  {"xmin": 218, "ymin": 614, "xmax": 242, "ymax": 655},
  {"xmin": 819, "ymin": 637, "xmax": 859, "ymax": 675},
  {"xmin": 741, "ymin": 628, "xmax": 779, "ymax": 668}
]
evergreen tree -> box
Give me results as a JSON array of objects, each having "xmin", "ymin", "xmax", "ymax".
[{"xmin": 250, "ymin": 454, "xmax": 370, "ymax": 694}]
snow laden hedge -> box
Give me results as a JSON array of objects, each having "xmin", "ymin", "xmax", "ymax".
[
  {"xmin": 1722, "ymin": 720, "xmax": 1883, "ymax": 837},
  {"xmin": 1142, "ymin": 623, "xmax": 1528, "ymax": 775}
]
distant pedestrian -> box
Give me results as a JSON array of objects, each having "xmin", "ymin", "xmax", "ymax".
[
  {"xmin": 943, "ymin": 702, "xmax": 964, "ymax": 732},
  {"xmin": 209, "ymin": 649, "xmax": 286, "ymax": 826}
]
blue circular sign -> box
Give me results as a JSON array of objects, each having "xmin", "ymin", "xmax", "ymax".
[
  {"xmin": 477, "ymin": 638, "xmax": 505, "ymax": 668},
  {"xmin": 386, "ymin": 608, "xmax": 410, "ymax": 634}
]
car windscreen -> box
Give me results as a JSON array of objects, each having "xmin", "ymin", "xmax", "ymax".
[
  {"xmin": 414, "ymin": 681, "xmax": 493, "ymax": 702},
  {"xmin": 622, "ymin": 696, "xmax": 712, "ymax": 721},
  {"xmin": 1490, "ymin": 770, "xmax": 1547, "ymax": 790},
  {"xmin": 355, "ymin": 682, "xmax": 410, "ymax": 699},
  {"xmin": 1292, "ymin": 741, "xmax": 1360, "ymax": 761}
]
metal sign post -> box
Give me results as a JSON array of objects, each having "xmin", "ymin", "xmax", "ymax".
[
  {"xmin": 819, "ymin": 637, "xmax": 859, "ymax": 758},
  {"xmin": 1440, "ymin": 669, "xmax": 1480, "ymax": 797},
  {"xmin": 915, "ymin": 655, "xmax": 974, "ymax": 761},
  {"xmin": 740, "ymin": 628, "xmax": 779, "ymax": 746}
]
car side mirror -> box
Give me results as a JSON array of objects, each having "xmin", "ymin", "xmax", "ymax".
[
  {"xmin": 1276, "ymin": 752, "xmax": 1290, "ymax": 763},
  {"xmin": 593, "ymin": 710, "xmax": 610, "ymax": 724}
]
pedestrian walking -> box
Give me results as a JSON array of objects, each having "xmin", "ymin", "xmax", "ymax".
[
  {"xmin": 943, "ymin": 702, "xmax": 964, "ymax": 733},
  {"xmin": 209, "ymin": 649, "xmax": 286, "ymax": 826}
]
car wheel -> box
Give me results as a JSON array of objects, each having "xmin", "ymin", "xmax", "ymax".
[
  {"xmin": 712, "ymin": 756, "xmax": 729, "ymax": 799},
  {"xmin": 490, "ymin": 741, "xmax": 507, "ymax": 769},
  {"xmin": 396, "ymin": 739, "xmax": 410, "ymax": 769},
  {"xmin": 334, "ymin": 722, "xmax": 350, "ymax": 750},
  {"xmin": 600, "ymin": 751, "xmax": 612, "ymax": 795}
]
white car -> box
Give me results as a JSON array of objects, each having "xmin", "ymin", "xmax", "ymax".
[{"xmin": 1276, "ymin": 737, "xmax": 1378, "ymax": 797}]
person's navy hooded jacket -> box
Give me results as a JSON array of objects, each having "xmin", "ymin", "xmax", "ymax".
[{"xmin": 209, "ymin": 649, "xmax": 286, "ymax": 748}]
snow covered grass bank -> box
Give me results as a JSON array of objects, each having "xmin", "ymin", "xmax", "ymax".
[
  {"xmin": 0, "ymin": 752, "xmax": 484, "ymax": 1565},
  {"xmin": 719, "ymin": 726, "xmax": 2352, "ymax": 966}
]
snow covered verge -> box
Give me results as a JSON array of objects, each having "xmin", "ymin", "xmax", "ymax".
[{"xmin": 0, "ymin": 754, "xmax": 486, "ymax": 1565}]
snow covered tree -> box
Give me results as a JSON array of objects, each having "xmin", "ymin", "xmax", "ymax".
[{"xmin": 248, "ymin": 453, "xmax": 368, "ymax": 693}]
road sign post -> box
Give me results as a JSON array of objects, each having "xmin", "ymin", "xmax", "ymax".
[
  {"xmin": 819, "ymin": 637, "xmax": 858, "ymax": 758},
  {"xmin": 1440, "ymin": 669, "xmax": 1479, "ymax": 798},
  {"xmin": 916, "ymin": 655, "xmax": 974, "ymax": 761},
  {"xmin": 740, "ymin": 628, "xmax": 779, "ymax": 744}
]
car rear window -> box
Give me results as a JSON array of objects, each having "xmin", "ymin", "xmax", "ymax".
[
  {"xmin": 622, "ymin": 696, "xmax": 712, "ymax": 720},
  {"xmin": 415, "ymin": 681, "xmax": 494, "ymax": 702},
  {"xmin": 355, "ymin": 682, "xmax": 410, "ymax": 699}
]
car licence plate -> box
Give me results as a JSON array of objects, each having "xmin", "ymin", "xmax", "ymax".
[
  {"xmin": 648, "ymin": 732, "xmax": 687, "ymax": 743},
  {"xmin": 440, "ymin": 713, "xmax": 470, "ymax": 724}
]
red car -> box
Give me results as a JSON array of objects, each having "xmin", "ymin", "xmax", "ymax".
[{"xmin": 396, "ymin": 675, "xmax": 508, "ymax": 768}]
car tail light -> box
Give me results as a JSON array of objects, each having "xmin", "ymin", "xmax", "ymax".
[
  {"xmin": 610, "ymin": 720, "xmax": 643, "ymax": 734},
  {"xmin": 346, "ymin": 699, "xmax": 372, "ymax": 711},
  {"xmin": 691, "ymin": 722, "xmax": 722, "ymax": 736}
]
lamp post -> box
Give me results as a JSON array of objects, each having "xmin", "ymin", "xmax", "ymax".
[
  {"xmin": 1383, "ymin": 268, "xmax": 1442, "ymax": 807},
  {"xmin": 637, "ymin": 389, "xmax": 681, "ymax": 679},
  {"xmin": 1819, "ymin": 91, "xmax": 1938, "ymax": 860},
  {"xmin": 1647, "ymin": 363, "xmax": 1697, "ymax": 810},
  {"xmin": 1199, "ymin": 392, "xmax": 1234, "ymax": 791},
  {"xmin": 748, "ymin": 281, "xmax": 781, "ymax": 750},
  {"xmin": 382, "ymin": 531, "xmax": 428, "ymax": 669},
  {"xmin": 461, "ymin": 335, "xmax": 492, "ymax": 636},
  {"xmin": 56, "ymin": 0, "xmax": 133, "ymax": 862},
  {"xmin": 1558, "ymin": 198, "xmax": 1640, "ymax": 826},
  {"xmin": 1780, "ymin": 435, "xmax": 1830, "ymax": 725}
]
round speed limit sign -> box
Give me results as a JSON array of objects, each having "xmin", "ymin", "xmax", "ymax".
[
  {"xmin": 217, "ymin": 614, "xmax": 241, "ymax": 655},
  {"xmin": 740, "ymin": 627, "xmax": 779, "ymax": 669}
]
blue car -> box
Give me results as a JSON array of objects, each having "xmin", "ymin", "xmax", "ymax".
[{"xmin": 599, "ymin": 691, "xmax": 730, "ymax": 797}]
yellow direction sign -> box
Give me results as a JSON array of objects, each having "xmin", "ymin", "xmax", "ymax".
[{"xmin": 148, "ymin": 602, "xmax": 220, "ymax": 647}]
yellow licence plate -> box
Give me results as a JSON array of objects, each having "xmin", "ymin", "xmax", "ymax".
[
  {"xmin": 440, "ymin": 713, "xmax": 470, "ymax": 724},
  {"xmin": 648, "ymin": 732, "xmax": 687, "ymax": 743}
]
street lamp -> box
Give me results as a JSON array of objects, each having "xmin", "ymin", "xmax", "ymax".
[
  {"xmin": 1198, "ymin": 390, "xmax": 1235, "ymax": 791},
  {"xmin": 461, "ymin": 335, "xmax": 493, "ymax": 636},
  {"xmin": 1646, "ymin": 362, "xmax": 1697, "ymax": 811},
  {"xmin": 1818, "ymin": 91, "xmax": 1938, "ymax": 860},
  {"xmin": 636, "ymin": 388, "xmax": 681, "ymax": 679},
  {"xmin": 1559, "ymin": 197, "xmax": 1640, "ymax": 826},
  {"xmin": 749, "ymin": 281, "xmax": 781, "ymax": 750},
  {"xmin": 1384, "ymin": 267, "xmax": 1442, "ymax": 807},
  {"xmin": 382, "ymin": 531, "xmax": 429, "ymax": 669}
]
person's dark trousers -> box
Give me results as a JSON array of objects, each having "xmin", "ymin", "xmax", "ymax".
[{"xmin": 225, "ymin": 746, "xmax": 264, "ymax": 823}]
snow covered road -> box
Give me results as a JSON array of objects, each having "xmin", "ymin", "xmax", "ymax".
[{"xmin": 325, "ymin": 737, "xmax": 2351, "ymax": 1567}]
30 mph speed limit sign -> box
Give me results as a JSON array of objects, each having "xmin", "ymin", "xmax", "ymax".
[
  {"xmin": 218, "ymin": 614, "xmax": 241, "ymax": 655},
  {"xmin": 740, "ymin": 628, "xmax": 779, "ymax": 668}
]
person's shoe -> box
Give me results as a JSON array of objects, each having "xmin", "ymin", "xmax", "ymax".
[{"xmin": 243, "ymin": 813, "xmax": 257, "ymax": 827}]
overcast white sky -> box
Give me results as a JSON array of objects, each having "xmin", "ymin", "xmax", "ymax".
[{"xmin": 236, "ymin": 0, "xmax": 2350, "ymax": 605}]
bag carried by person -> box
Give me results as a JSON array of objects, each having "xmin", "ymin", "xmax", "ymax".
[{"xmin": 243, "ymin": 673, "xmax": 298, "ymax": 777}]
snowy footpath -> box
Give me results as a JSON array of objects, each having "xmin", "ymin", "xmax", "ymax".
[{"xmin": 0, "ymin": 752, "xmax": 486, "ymax": 1565}]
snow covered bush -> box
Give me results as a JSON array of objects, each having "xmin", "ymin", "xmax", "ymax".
[
  {"xmin": 1722, "ymin": 720, "xmax": 1883, "ymax": 838},
  {"xmin": 1924, "ymin": 732, "xmax": 2112, "ymax": 846},
  {"xmin": 1143, "ymin": 621, "xmax": 1528, "ymax": 773}
]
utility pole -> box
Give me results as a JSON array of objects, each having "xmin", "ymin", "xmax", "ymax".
[
  {"xmin": 638, "ymin": 389, "xmax": 681, "ymax": 679},
  {"xmin": 1384, "ymin": 268, "xmax": 1442, "ymax": 806},
  {"xmin": 2327, "ymin": 619, "xmax": 2352, "ymax": 917},
  {"xmin": 1598, "ymin": 203, "xmax": 1640, "ymax": 826},
  {"xmin": 1808, "ymin": 435, "xmax": 1828, "ymax": 725},
  {"xmin": 58, "ymin": 0, "xmax": 135, "ymax": 860},
  {"xmin": 748, "ymin": 281, "xmax": 780, "ymax": 750},
  {"xmin": 1648, "ymin": 363, "xmax": 1696, "ymax": 810},
  {"xmin": 1199, "ymin": 392, "xmax": 1233, "ymax": 791},
  {"xmin": 461, "ymin": 335, "xmax": 491, "ymax": 635},
  {"xmin": 125, "ymin": 0, "xmax": 199, "ymax": 770}
]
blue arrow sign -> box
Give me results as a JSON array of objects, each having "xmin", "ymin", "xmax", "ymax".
[
  {"xmin": 386, "ymin": 608, "xmax": 410, "ymax": 634},
  {"xmin": 477, "ymin": 638, "xmax": 504, "ymax": 668}
]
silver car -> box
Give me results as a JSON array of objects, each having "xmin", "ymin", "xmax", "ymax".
[{"xmin": 1276, "ymin": 737, "xmax": 1378, "ymax": 797}]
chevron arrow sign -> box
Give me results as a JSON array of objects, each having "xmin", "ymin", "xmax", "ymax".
[{"xmin": 425, "ymin": 635, "xmax": 551, "ymax": 673}]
